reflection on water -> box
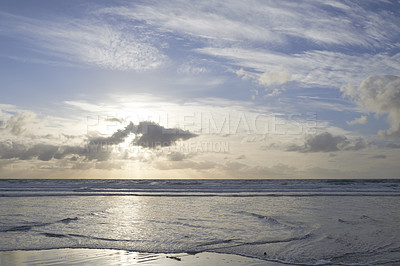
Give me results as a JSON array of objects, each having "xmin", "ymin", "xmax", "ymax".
[
  {"xmin": 0, "ymin": 249, "xmax": 161, "ymax": 265},
  {"xmin": 1, "ymin": 193, "xmax": 400, "ymax": 265},
  {"xmin": 0, "ymin": 249, "xmax": 277, "ymax": 266}
]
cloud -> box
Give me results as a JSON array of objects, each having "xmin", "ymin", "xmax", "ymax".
[
  {"xmin": 94, "ymin": 1, "xmax": 400, "ymax": 90},
  {"xmin": 102, "ymin": 1, "xmax": 400, "ymax": 48},
  {"xmin": 198, "ymin": 48, "xmax": 400, "ymax": 89},
  {"xmin": 341, "ymin": 75, "xmax": 400, "ymax": 139},
  {"xmin": 99, "ymin": 2, "xmax": 281, "ymax": 44},
  {"xmin": 165, "ymin": 151, "xmax": 197, "ymax": 162},
  {"xmin": 105, "ymin": 117, "xmax": 124, "ymax": 124},
  {"xmin": 88, "ymin": 122, "xmax": 137, "ymax": 146},
  {"xmin": 370, "ymin": 154, "xmax": 386, "ymax": 159},
  {"xmin": 347, "ymin": 115, "xmax": 367, "ymax": 126},
  {"xmin": 154, "ymin": 159, "xmax": 217, "ymax": 171},
  {"xmin": 153, "ymin": 159, "xmax": 299, "ymax": 178},
  {"xmin": 0, "ymin": 111, "xmax": 85, "ymax": 143},
  {"xmin": 134, "ymin": 122, "xmax": 197, "ymax": 147},
  {"xmin": 177, "ymin": 58, "xmax": 209, "ymax": 75},
  {"xmin": 85, "ymin": 121, "xmax": 198, "ymax": 161},
  {"xmin": 258, "ymin": 67, "xmax": 291, "ymax": 87},
  {"xmin": 0, "ymin": 118, "xmax": 197, "ymax": 163},
  {"xmin": 0, "ymin": 110, "xmax": 91, "ymax": 161},
  {"xmin": 386, "ymin": 143, "xmax": 400, "ymax": 149},
  {"xmin": 95, "ymin": 161, "xmax": 124, "ymax": 170},
  {"xmin": 265, "ymin": 88, "xmax": 286, "ymax": 98},
  {"xmin": 3, "ymin": 112, "xmax": 37, "ymax": 136},
  {"xmin": 220, "ymin": 161, "xmax": 298, "ymax": 178},
  {"xmin": 237, "ymin": 66, "xmax": 290, "ymax": 97},
  {"xmin": 3, "ymin": 1, "xmax": 400, "ymax": 91},
  {"xmin": 236, "ymin": 68, "xmax": 253, "ymax": 81},
  {"xmin": 0, "ymin": 141, "xmax": 83, "ymax": 162},
  {"xmin": 0, "ymin": 12, "xmax": 166, "ymax": 71},
  {"xmin": 287, "ymin": 132, "xmax": 368, "ymax": 152},
  {"xmin": 90, "ymin": 121, "xmax": 197, "ymax": 146}
]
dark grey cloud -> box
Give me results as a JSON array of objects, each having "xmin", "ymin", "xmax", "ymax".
[
  {"xmin": 386, "ymin": 142, "xmax": 400, "ymax": 149},
  {"xmin": 370, "ymin": 154, "xmax": 386, "ymax": 159},
  {"xmin": 134, "ymin": 121, "xmax": 197, "ymax": 147},
  {"xmin": 287, "ymin": 132, "xmax": 367, "ymax": 153},
  {"xmin": 88, "ymin": 122, "xmax": 137, "ymax": 146},
  {"xmin": 88, "ymin": 121, "xmax": 197, "ymax": 148},
  {"xmin": 166, "ymin": 151, "xmax": 192, "ymax": 161},
  {"xmin": 0, "ymin": 141, "xmax": 26, "ymax": 159},
  {"xmin": 105, "ymin": 117, "xmax": 124, "ymax": 123},
  {"xmin": 0, "ymin": 141, "xmax": 84, "ymax": 162}
]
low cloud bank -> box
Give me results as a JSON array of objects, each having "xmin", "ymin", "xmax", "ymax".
[
  {"xmin": 287, "ymin": 132, "xmax": 367, "ymax": 152},
  {"xmin": 0, "ymin": 121, "xmax": 197, "ymax": 162}
]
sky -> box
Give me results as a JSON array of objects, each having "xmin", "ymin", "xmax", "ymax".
[{"xmin": 1, "ymin": 0, "xmax": 400, "ymax": 179}]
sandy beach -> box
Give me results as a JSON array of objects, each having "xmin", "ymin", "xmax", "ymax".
[{"xmin": 0, "ymin": 249, "xmax": 283, "ymax": 266}]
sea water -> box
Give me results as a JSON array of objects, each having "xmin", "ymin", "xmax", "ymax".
[{"xmin": 1, "ymin": 179, "xmax": 400, "ymax": 265}]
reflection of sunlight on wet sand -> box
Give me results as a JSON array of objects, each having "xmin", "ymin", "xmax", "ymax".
[
  {"xmin": 0, "ymin": 249, "xmax": 274, "ymax": 265},
  {"xmin": 0, "ymin": 249, "xmax": 160, "ymax": 265}
]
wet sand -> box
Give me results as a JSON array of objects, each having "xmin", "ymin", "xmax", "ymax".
[{"xmin": 0, "ymin": 248, "xmax": 283, "ymax": 265}]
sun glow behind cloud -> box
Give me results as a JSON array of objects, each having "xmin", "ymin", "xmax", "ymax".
[
  {"xmin": 0, "ymin": 0, "xmax": 400, "ymax": 178},
  {"xmin": 0, "ymin": 92, "xmax": 398, "ymax": 179}
]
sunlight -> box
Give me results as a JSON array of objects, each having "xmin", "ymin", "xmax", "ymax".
[{"xmin": 119, "ymin": 133, "xmax": 137, "ymax": 149}]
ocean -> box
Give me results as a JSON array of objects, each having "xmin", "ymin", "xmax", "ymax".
[{"xmin": 1, "ymin": 179, "xmax": 400, "ymax": 265}]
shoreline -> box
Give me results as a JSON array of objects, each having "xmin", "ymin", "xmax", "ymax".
[{"xmin": 0, "ymin": 248, "xmax": 284, "ymax": 266}]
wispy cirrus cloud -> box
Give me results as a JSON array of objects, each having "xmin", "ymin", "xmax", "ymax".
[
  {"xmin": 0, "ymin": 11, "xmax": 166, "ymax": 71},
  {"xmin": 94, "ymin": 0, "xmax": 400, "ymax": 90},
  {"xmin": 2, "ymin": 0, "xmax": 399, "ymax": 88},
  {"xmin": 100, "ymin": 0, "xmax": 400, "ymax": 48},
  {"xmin": 196, "ymin": 47, "xmax": 400, "ymax": 89}
]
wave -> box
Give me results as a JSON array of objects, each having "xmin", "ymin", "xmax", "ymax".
[
  {"xmin": 2, "ymin": 217, "xmax": 78, "ymax": 232},
  {"xmin": 196, "ymin": 239, "xmax": 236, "ymax": 247},
  {"xmin": 235, "ymin": 211, "xmax": 285, "ymax": 226},
  {"xmin": 242, "ymin": 233, "xmax": 312, "ymax": 246},
  {"xmin": 40, "ymin": 232, "xmax": 148, "ymax": 243},
  {"xmin": 4, "ymin": 225, "xmax": 35, "ymax": 232},
  {"xmin": 66, "ymin": 233, "xmax": 144, "ymax": 242},
  {"xmin": 1, "ymin": 179, "xmax": 400, "ymax": 195},
  {"xmin": 197, "ymin": 234, "xmax": 313, "ymax": 253},
  {"xmin": 2, "ymin": 192, "xmax": 400, "ymax": 198},
  {"xmin": 42, "ymin": 232, "xmax": 69, "ymax": 238},
  {"xmin": 146, "ymin": 219, "xmax": 206, "ymax": 229},
  {"xmin": 60, "ymin": 217, "xmax": 78, "ymax": 224},
  {"xmin": 326, "ymin": 243, "xmax": 400, "ymax": 266},
  {"xmin": 338, "ymin": 215, "xmax": 376, "ymax": 225}
]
